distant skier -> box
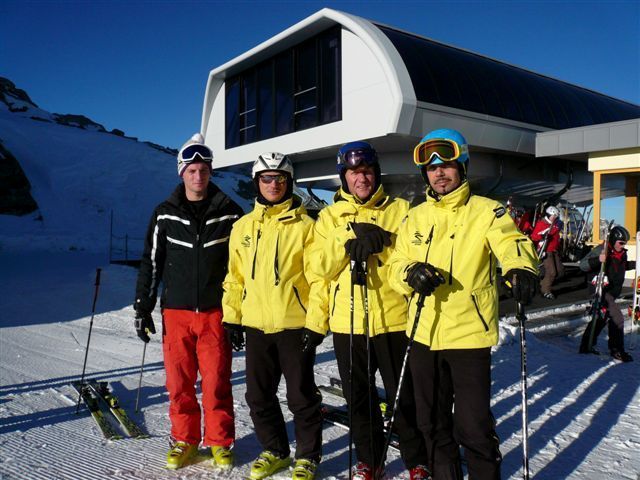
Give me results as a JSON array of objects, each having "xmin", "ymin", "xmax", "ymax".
[
  {"xmin": 388, "ymin": 129, "xmax": 539, "ymax": 480},
  {"xmin": 531, "ymin": 205, "xmax": 564, "ymax": 299},
  {"xmin": 222, "ymin": 153, "xmax": 324, "ymax": 480},
  {"xmin": 133, "ymin": 134, "xmax": 243, "ymax": 469},
  {"xmin": 579, "ymin": 225, "xmax": 634, "ymax": 362}
]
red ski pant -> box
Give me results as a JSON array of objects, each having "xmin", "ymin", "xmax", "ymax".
[{"xmin": 162, "ymin": 308, "xmax": 234, "ymax": 446}]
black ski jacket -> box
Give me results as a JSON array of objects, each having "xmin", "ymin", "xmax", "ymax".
[
  {"xmin": 135, "ymin": 183, "xmax": 243, "ymax": 313},
  {"xmin": 580, "ymin": 245, "xmax": 632, "ymax": 298}
]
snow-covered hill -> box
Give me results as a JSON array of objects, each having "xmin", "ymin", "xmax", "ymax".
[{"xmin": 0, "ymin": 79, "xmax": 638, "ymax": 480}]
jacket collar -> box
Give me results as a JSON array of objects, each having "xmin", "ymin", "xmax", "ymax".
[
  {"xmin": 249, "ymin": 195, "xmax": 305, "ymax": 223},
  {"xmin": 334, "ymin": 184, "xmax": 389, "ymax": 209},
  {"xmin": 425, "ymin": 180, "xmax": 471, "ymax": 210}
]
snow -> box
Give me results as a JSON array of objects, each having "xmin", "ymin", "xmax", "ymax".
[{"xmin": 1, "ymin": 97, "xmax": 639, "ymax": 480}]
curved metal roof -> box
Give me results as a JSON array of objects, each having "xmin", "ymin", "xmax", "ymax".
[{"xmin": 377, "ymin": 25, "xmax": 640, "ymax": 130}]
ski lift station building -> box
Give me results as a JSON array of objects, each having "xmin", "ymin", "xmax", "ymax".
[{"xmin": 201, "ymin": 8, "xmax": 640, "ymax": 250}]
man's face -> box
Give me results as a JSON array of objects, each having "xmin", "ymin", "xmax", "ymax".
[
  {"xmin": 182, "ymin": 162, "xmax": 210, "ymax": 199},
  {"xmin": 345, "ymin": 165, "xmax": 375, "ymax": 200},
  {"xmin": 258, "ymin": 171, "xmax": 287, "ymax": 203},
  {"xmin": 613, "ymin": 240, "xmax": 626, "ymax": 252},
  {"xmin": 425, "ymin": 163, "xmax": 461, "ymax": 195}
]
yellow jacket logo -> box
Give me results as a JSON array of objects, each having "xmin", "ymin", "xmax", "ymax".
[
  {"xmin": 241, "ymin": 235, "xmax": 251, "ymax": 248},
  {"xmin": 412, "ymin": 231, "xmax": 423, "ymax": 245}
]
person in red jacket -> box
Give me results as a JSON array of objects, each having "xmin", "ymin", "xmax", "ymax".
[{"xmin": 530, "ymin": 205, "xmax": 564, "ymax": 299}]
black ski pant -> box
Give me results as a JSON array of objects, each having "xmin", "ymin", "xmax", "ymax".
[
  {"xmin": 580, "ymin": 292, "xmax": 626, "ymax": 353},
  {"xmin": 410, "ymin": 343, "xmax": 502, "ymax": 480},
  {"xmin": 333, "ymin": 331, "xmax": 428, "ymax": 469},
  {"xmin": 245, "ymin": 327, "xmax": 322, "ymax": 461}
]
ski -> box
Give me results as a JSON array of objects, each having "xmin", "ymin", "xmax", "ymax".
[
  {"xmin": 321, "ymin": 404, "xmax": 401, "ymax": 452},
  {"xmin": 72, "ymin": 382, "xmax": 123, "ymax": 440},
  {"xmin": 318, "ymin": 381, "xmax": 402, "ymax": 452},
  {"xmin": 87, "ymin": 381, "xmax": 148, "ymax": 438},
  {"xmin": 627, "ymin": 231, "xmax": 640, "ymax": 350}
]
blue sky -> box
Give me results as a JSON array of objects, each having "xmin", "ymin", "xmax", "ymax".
[{"xmin": 2, "ymin": 0, "xmax": 639, "ymax": 149}]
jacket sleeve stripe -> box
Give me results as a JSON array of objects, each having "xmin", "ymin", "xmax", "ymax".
[
  {"xmin": 203, "ymin": 236, "xmax": 230, "ymax": 248},
  {"xmin": 167, "ymin": 236, "xmax": 194, "ymax": 248},
  {"xmin": 149, "ymin": 223, "xmax": 160, "ymax": 296},
  {"xmin": 157, "ymin": 214, "xmax": 191, "ymax": 225},
  {"xmin": 206, "ymin": 214, "xmax": 240, "ymax": 225}
]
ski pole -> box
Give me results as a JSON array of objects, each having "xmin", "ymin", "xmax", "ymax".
[
  {"xmin": 135, "ymin": 341, "xmax": 147, "ymax": 412},
  {"xmin": 348, "ymin": 260, "xmax": 356, "ymax": 480},
  {"xmin": 376, "ymin": 292, "xmax": 426, "ymax": 479},
  {"xmin": 361, "ymin": 261, "xmax": 376, "ymax": 478},
  {"xmin": 76, "ymin": 268, "xmax": 102, "ymax": 413},
  {"xmin": 516, "ymin": 301, "xmax": 530, "ymax": 480},
  {"xmin": 587, "ymin": 220, "xmax": 615, "ymax": 350}
]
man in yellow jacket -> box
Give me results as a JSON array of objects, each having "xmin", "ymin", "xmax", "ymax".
[
  {"xmin": 222, "ymin": 153, "xmax": 323, "ymax": 480},
  {"xmin": 388, "ymin": 129, "xmax": 539, "ymax": 480},
  {"xmin": 307, "ymin": 141, "xmax": 430, "ymax": 480}
]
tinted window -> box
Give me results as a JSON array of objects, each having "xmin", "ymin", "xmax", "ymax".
[
  {"xmin": 225, "ymin": 26, "xmax": 341, "ymax": 148},
  {"xmin": 377, "ymin": 25, "xmax": 640, "ymax": 129}
]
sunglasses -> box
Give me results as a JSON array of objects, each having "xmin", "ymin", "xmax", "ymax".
[
  {"xmin": 338, "ymin": 149, "xmax": 377, "ymax": 169},
  {"xmin": 259, "ymin": 174, "xmax": 287, "ymax": 184},
  {"xmin": 413, "ymin": 139, "xmax": 464, "ymax": 167},
  {"xmin": 181, "ymin": 144, "xmax": 213, "ymax": 162}
]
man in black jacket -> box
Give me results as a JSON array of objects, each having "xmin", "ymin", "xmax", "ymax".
[
  {"xmin": 134, "ymin": 133, "xmax": 244, "ymax": 469},
  {"xmin": 579, "ymin": 225, "xmax": 634, "ymax": 362}
]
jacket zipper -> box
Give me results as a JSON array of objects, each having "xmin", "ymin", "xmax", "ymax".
[
  {"xmin": 251, "ymin": 229, "xmax": 262, "ymax": 280},
  {"xmin": 471, "ymin": 294, "xmax": 489, "ymax": 331},
  {"xmin": 274, "ymin": 233, "xmax": 280, "ymax": 286},
  {"xmin": 293, "ymin": 286, "xmax": 307, "ymax": 313},
  {"xmin": 448, "ymin": 233, "xmax": 455, "ymax": 285},
  {"xmin": 425, "ymin": 225, "xmax": 434, "ymax": 262},
  {"xmin": 331, "ymin": 284, "xmax": 340, "ymax": 316}
]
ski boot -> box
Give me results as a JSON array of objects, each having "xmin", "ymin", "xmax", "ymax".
[
  {"xmin": 292, "ymin": 458, "xmax": 318, "ymax": 479},
  {"xmin": 249, "ymin": 450, "xmax": 292, "ymax": 479},
  {"xmin": 351, "ymin": 462, "xmax": 384, "ymax": 480},
  {"xmin": 166, "ymin": 441, "xmax": 197, "ymax": 469},
  {"xmin": 211, "ymin": 445, "xmax": 234, "ymax": 469},
  {"xmin": 611, "ymin": 351, "xmax": 633, "ymax": 362},
  {"xmin": 410, "ymin": 464, "xmax": 433, "ymax": 480}
]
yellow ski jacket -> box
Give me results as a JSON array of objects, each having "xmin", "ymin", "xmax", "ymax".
[
  {"xmin": 388, "ymin": 181, "xmax": 538, "ymax": 350},
  {"xmin": 307, "ymin": 186, "xmax": 410, "ymax": 336},
  {"xmin": 222, "ymin": 196, "xmax": 325, "ymax": 333}
]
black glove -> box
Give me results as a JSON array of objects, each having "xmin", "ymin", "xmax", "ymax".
[
  {"xmin": 134, "ymin": 309, "xmax": 156, "ymax": 343},
  {"xmin": 301, "ymin": 328, "xmax": 325, "ymax": 353},
  {"xmin": 224, "ymin": 323, "xmax": 245, "ymax": 352},
  {"xmin": 345, "ymin": 238, "xmax": 372, "ymax": 264},
  {"xmin": 504, "ymin": 268, "xmax": 539, "ymax": 305},
  {"xmin": 406, "ymin": 262, "xmax": 445, "ymax": 297},
  {"xmin": 351, "ymin": 223, "xmax": 392, "ymax": 254}
]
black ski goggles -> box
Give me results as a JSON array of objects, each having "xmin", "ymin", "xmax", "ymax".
[{"xmin": 181, "ymin": 144, "xmax": 213, "ymax": 163}]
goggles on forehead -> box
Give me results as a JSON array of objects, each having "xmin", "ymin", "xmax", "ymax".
[
  {"xmin": 181, "ymin": 144, "xmax": 213, "ymax": 163},
  {"xmin": 337, "ymin": 149, "xmax": 377, "ymax": 169},
  {"xmin": 413, "ymin": 139, "xmax": 465, "ymax": 167},
  {"xmin": 259, "ymin": 174, "xmax": 287, "ymax": 184}
]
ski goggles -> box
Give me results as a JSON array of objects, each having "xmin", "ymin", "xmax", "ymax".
[
  {"xmin": 181, "ymin": 144, "xmax": 213, "ymax": 163},
  {"xmin": 259, "ymin": 174, "xmax": 287, "ymax": 184},
  {"xmin": 337, "ymin": 149, "xmax": 377, "ymax": 169},
  {"xmin": 413, "ymin": 139, "xmax": 465, "ymax": 167}
]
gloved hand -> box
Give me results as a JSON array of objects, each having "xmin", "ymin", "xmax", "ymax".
[
  {"xmin": 504, "ymin": 268, "xmax": 539, "ymax": 305},
  {"xmin": 224, "ymin": 323, "xmax": 245, "ymax": 352},
  {"xmin": 301, "ymin": 328, "xmax": 325, "ymax": 353},
  {"xmin": 405, "ymin": 262, "xmax": 445, "ymax": 296},
  {"xmin": 134, "ymin": 308, "xmax": 156, "ymax": 343},
  {"xmin": 344, "ymin": 238, "xmax": 372, "ymax": 263},
  {"xmin": 351, "ymin": 223, "xmax": 392, "ymax": 254}
]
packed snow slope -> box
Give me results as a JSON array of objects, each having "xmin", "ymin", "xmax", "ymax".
[{"xmin": 1, "ymin": 79, "xmax": 639, "ymax": 479}]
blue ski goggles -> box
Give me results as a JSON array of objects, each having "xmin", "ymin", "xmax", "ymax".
[
  {"xmin": 181, "ymin": 144, "xmax": 213, "ymax": 163},
  {"xmin": 337, "ymin": 149, "xmax": 377, "ymax": 169}
]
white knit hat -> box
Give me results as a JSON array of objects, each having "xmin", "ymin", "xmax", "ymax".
[{"xmin": 177, "ymin": 133, "xmax": 213, "ymax": 176}]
